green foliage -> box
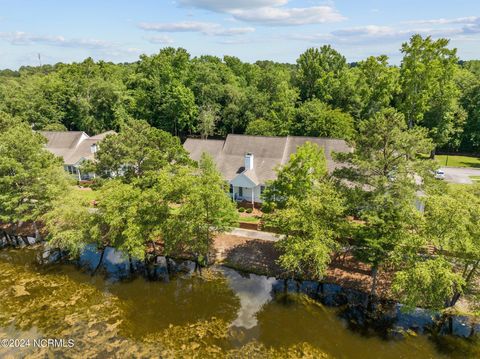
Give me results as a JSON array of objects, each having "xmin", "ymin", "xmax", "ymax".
[
  {"xmin": 0, "ymin": 114, "xmax": 70, "ymax": 224},
  {"xmin": 293, "ymin": 99, "xmax": 355, "ymax": 140},
  {"xmin": 245, "ymin": 208, "xmax": 253, "ymax": 214},
  {"xmin": 354, "ymin": 55, "xmax": 400, "ymax": 119},
  {"xmin": 266, "ymin": 182, "xmax": 346, "ymax": 280},
  {"xmin": 296, "ymin": 46, "xmax": 357, "ymax": 114},
  {"xmin": 166, "ymin": 154, "xmax": 237, "ymax": 264},
  {"xmin": 393, "ymin": 258, "xmax": 464, "ymax": 311},
  {"xmin": 262, "ymin": 142, "xmax": 327, "ymax": 210},
  {"xmin": 94, "ymin": 119, "xmax": 191, "ymax": 180},
  {"xmin": 0, "ymin": 40, "xmax": 479, "ymax": 152},
  {"xmin": 238, "ymin": 207, "xmax": 245, "ymax": 213},
  {"xmin": 245, "ymin": 119, "xmax": 276, "ymax": 136},
  {"xmin": 43, "ymin": 189, "xmax": 93, "ymax": 257},
  {"xmin": 335, "ymin": 108, "xmax": 437, "ymax": 294}
]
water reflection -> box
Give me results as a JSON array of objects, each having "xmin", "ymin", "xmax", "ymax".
[
  {"xmin": 224, "ymin": 269, "xmax": 276, "ymax": 329},
  {"xmin": 0, "ymin": 246, "xmax": 478, "ymax": 358}
]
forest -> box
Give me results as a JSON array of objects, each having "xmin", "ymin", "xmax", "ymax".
[{"xmin": 1, "ymin": 34, "xmax": 480, "ymax": 154}]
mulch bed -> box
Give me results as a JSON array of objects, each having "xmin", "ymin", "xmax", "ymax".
[{"xmin": 214, "ymin": 234, "xmax": 394, "ymax": 298}]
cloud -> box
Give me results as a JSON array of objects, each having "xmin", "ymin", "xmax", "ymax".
[
  {"xmin": 0, "ymin": 31, "xmax": 115, "ymax": 50},
  {"xmin": 405, "ymin": 16, "xmax": 479, "ymax": 25},
  {"xmin": 177, "ymin": 0, "xmax": 345, "ymax": 26},
  {"xmin": 138, "ymin": 21, "xmax": 255, "ymax": 36},
  {"xmin": 230, "ymin": 6, "xmax": 345, "ymax": 26},
  {"xmin": 177, "ymin": 0, "xmax": 287, "ymax": 11},
  {"xmin": 291, "ymin": 17, "xmax": 480, "ymax": 47},
  {"xmin": 145, "ymin": 35, "xmax": 174, "ymax": 45}
]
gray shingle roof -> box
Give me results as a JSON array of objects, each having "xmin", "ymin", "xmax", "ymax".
[
  {"xmin": 184, "ymin": 135, "xmax": 352, "ymax": 184},
  {"xmin": 40, "ymin": 131, "xmax": 114, "ymax": 165}
]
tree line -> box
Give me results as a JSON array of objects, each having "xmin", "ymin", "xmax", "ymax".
[
  {"xmin": 1, "ymin": 108, "xmax": 478, "ymax": 314},
  {"xmin": 1, "ymin": 34, "xmax": 480, "ymax": 153}
]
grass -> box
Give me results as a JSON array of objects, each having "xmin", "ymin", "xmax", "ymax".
[
  {"xmin": 436, "ymin": 155, "xmax": 480, "ymax": 168},
  {"xmin": 237, "ymin": 214, "xmax": 261, "ymax": 224},
  {"xmin": 470, "ymin": 176, "xmax": 480, "ymax": 182},
  {"xmin": 73, "ymin": 187, "xmax": 97, "ymax": 202}
]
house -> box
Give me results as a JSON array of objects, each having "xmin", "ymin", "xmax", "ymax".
[
  {"xmin": 183, "ymin": 135, "xmax": 351, "ymax": 205},
  {"xmin": 40, "ymin": 130, "xmax": 115, "ymax": 180}
]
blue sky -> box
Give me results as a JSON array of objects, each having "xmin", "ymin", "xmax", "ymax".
[{"xmin": 0, "ymin": 0, "xmax": 479, "ymax": 69}]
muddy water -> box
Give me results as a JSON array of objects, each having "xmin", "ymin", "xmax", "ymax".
[{"xmin": 0, "ymin": 247, "xmax": 477, "ymax": 358}]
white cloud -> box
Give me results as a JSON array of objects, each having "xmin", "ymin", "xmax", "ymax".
[
  {"xmin": 0, "ymin": 31, "xmax": 115, "ymax": 49},
  {"xmin": 405, "ymin": 16, "xmax": 479, "ymax": 25},
  {"xmin": 291, "ymin": 17, "xmax": 480, "ymax": 47},
  {"xmin": 177, "ymin": 0, "xmax": 345, "ymax": 26},
  {"xmin": 145, "ymin": 35, "xmax": 174, "ymax": 45},
  {"xmin": 231, "ymin": 5, "xmax": 345, "ymax": 26},
  {"xmin": 177, "ymin": 0, "xmax": 287, "ymax": 11},
  {"xmin": 138, "ymin": 21, "xmax": 255, "ymax": 36}
]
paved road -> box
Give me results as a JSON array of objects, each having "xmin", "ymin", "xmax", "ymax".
[
  {"xmin": 441, "ymin": 167, "xmax": 480, "ymax": 184},
  {"xmin": 229, "ymin": 228, "xmax": 282, "ymax": 242}
]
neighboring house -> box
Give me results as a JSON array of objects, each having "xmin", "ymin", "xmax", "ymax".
[
  {"xmin": 40, "ymin": 130, "xmax": 115, "ymax": 180},
  {"xmin": 184, "ymin": 135, "xmax": 352, "ymax": 205}
]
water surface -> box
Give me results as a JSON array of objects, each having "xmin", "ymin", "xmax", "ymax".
[{"xmin": 0, "ymin": 247, "xmax": 477, "ymax": 358}]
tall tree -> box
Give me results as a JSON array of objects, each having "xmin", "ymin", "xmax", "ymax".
[
  {"xmin": 166, "ymin": 154, "xmax": 237, "ymax": 270},
  {"xmin": 354, "ymin": 55, "xmax": 400, "ymax": 119},
  {"xmin": 399, "ymin": 34, "xmax": 462, "ymax": 152},
  {"xmin": 293, "ymin": 99, "xmax": 355, "ymax": 140},
  {"xmin": 335, "ymin": 108, "xmax": 437, "ymax": 297},
  {"xmin": 262, "ymin": 142, "xmax": 327, "ymax": 211},
  {"xmin": 296, "ymin": 46, "xmax": 357, "ymax": 113},
  {"xmin": 265, "ymin": 182, "xmax": 346, "ymax": 281},
  {"xmin": 0, "ymin": 114, "xmax": 69, "ymax": 235}
]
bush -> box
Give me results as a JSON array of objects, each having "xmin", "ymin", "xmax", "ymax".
[
  {"xmin": 238, "ymin": 207, "xmax": 245, "ymax": 213},
  {"xmin": 246, "ymin": 208, "xmax": 253, "ymax": 214}
]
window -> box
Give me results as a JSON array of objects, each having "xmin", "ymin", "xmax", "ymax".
[
  {"xmin": 260, "ymin": 185, "xmax": 266, "ymax": 194},
  {"xmin": 229, "ymin": 184, "xmax": 233, "ymax": 193},
  {"xmin": 239, "ymin": 187, "xmax": 243, "ymax": 197}
]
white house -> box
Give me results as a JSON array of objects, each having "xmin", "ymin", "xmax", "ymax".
[
  {"xmin": 40, "ymin": 130, "xmax": 115, "ymax": 180},
  {"xmin": 183, "ymin": 135, "xmax": 351, "ymax": 205}
]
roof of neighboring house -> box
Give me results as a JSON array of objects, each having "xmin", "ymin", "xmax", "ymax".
[
  {"xmin": 183, "ymin": 135, "xmax": 352, "ymax": 184},
  {"xmin": 40, "ymin": 130, "xmax": 115, "ymax": 166}
]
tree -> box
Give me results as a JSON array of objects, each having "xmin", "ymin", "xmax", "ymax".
[
  {"xmin": 354, "ymin": 55, "xmax": 400, "ymax": 119},
  {"xmin": 93, "ymin": 119, "xmax": 191, "ymax": 180},
  {"xmin": 296, "ymin": 46, "xmax": 357, "ymax": 113},
  {"xmin": 265, "ymin": 182, "xmax": 346, "ymax": 281},
  {"xmin": 394, "ymin": 185, "xmax": 480, "ymax": 309},
  {"xmin": 0, "ymin": 114, "xmax": 70, "ymax": 236},
  {"xmin": 334, "ymin": 108, "xmax": 437, "ymax": 298},
  {"xmin": 293, "ymin": 99, "xmax": 355, "ymax": 140},
  {"xmin": 166, "ymin": 154, "xmax": 237, "ymax": 271},
  {"xmin": 91, "ymin": 175, "xmax": 172, "ymax": 264},
  {"xmin": 245, "ymin": 119, "xmax": 276, "ymax": 136},
  {"xmin": 399, "ymin": 34, "xmax": 462, "ymax": 152},
  {"xmin": 262, "ymin": 142, "xmax": 327, "ymax": 211},
  {"xmin": 197, "ymin": 105, "xmax": 218, "ymax": 139},
  {"xmin": 43, "ymin": 189, "xmax": 93, "ymax": 257}
]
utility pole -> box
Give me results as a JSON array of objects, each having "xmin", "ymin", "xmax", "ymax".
[{"xmin": 38, "ymin": 53, "xmax": 42, "ymax": 67}]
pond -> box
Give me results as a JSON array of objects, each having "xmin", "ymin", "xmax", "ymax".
[{"xmin": 0, "ymin": 246, "xmax": 478, "ymax": 358}]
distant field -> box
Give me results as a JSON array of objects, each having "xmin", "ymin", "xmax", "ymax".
[{"xmin": 436, "ymin": 155, "xmax": 480, "ymax": 168}]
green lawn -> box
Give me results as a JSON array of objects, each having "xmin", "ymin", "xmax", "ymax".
[
  {"xmin": 73, "ymin": 187, "xmax": 97, "ymax": 202},
  {"xmin": 237, "ymin": 214, "xmax": 261, "ymax": 224},
  {"xmin": 470, "ymin": 176, "xmax": 480, "ymax": 182},
  {"xmin": 436, "ymin": 155, "xmax": 480, "ymax": 168}
]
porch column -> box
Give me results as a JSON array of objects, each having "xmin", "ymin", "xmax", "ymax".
[
  {"xmin": 251, "ymin": 187, "xmax": 254, "ymax": 209},
  {"xmin": 77, "ymin": 168, "xmax": 81, "ymax": 181}
]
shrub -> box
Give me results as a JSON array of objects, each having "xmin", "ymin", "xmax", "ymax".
[
  {"xmin": 246, "ymin": 208, "xmax": 253, "ymax": 214},
  {"xmin": 238, "ymin": 207, "xmax": 245, "ymax": 213}
]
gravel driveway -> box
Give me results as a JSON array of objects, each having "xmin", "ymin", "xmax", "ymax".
[{"xmin": 441, "ymin": 167, "xmax": 480, "ymax": 184}]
